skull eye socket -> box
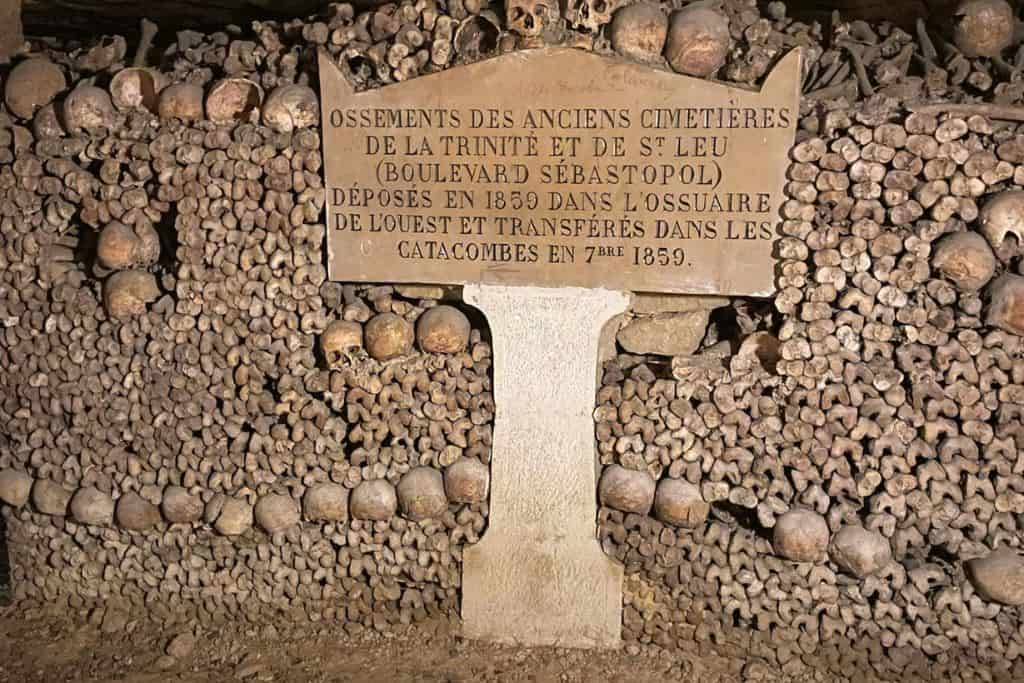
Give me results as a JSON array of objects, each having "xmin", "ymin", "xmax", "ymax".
[
  {"xmin": 511, "ymin": 6, "xmax": 526, "ymax": 20},
  {"xmin": 325, "ymin": 344, "xmax": 361, "ymax": 364},
  {"xmin": 534, "ymin": 4, "xmax": 547, "ymax": 15},
  {"xmin": 594, "ymin": 0, "xmax": 607, "ymax": 14}
]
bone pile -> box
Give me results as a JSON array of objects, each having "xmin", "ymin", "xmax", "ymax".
[
  {"xmin": 2, "ymin": 0, "xmax": 1024, "ymax": 679},
  {"xmin": 0, "ymin": 5, "xmax": 494, "ymax": 629},
  {"xmin": 597, "ymin": 57, "xmax": 1024, "ymax": 683}
]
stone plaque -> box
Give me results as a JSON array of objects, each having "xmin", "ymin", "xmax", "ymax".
[{"xmin": 319, "ymin": 48, "xmax": 800, "ymax": 296}]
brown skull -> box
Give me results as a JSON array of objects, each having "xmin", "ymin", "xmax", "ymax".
[
  {"xmin": 563, "ymin": 0, "xmax": 620, "ymax": 32},
  {"xmin": 507, "ymin": 0, "xmax": 557, "ymax": 37}
]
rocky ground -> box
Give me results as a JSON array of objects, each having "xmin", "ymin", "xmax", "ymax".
[{"xmin": 0, "ymin": 610, "xmax": 718, "ymax": 683}]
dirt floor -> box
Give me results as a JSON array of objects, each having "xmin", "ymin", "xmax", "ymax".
[{"xmin": 0, "ymin": 608, "xmax": 713, "ymax": 683}]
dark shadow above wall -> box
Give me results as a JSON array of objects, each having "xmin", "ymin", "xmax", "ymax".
[
  {"xmin": 787, "ymin": 0, "xmax": 938, "ymax": 27},
  {"xmin": 18, "ymin": 0, "xmax": 941, "ymax": 37},
  {"xmin": 21, "ymin": 0, "xmax": 367, "ymax": 36}
]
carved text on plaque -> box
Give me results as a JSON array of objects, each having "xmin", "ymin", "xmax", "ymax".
[{"xmin": 319, "ymin": 48, "xmax": 800, "ymax": 296}]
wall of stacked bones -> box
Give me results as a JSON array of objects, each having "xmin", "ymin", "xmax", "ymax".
[{"xmin": 2, "ymin": 0, "xmax": 1024, "ymax": 680}]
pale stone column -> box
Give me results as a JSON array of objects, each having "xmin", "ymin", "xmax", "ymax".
[{"xmin": 461, "ymin": 284, "xmax": 629, "ymax": 649}]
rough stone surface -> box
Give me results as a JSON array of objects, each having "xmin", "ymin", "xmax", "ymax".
[
  {"xmin": 254, "ymin": 494, "xmax": 300, "ymax": 534},
  {"xmin": 166, "ymin": 632, "xmax": 196, "ymax": 659},
  {"xmin": 161, "ymin": 486, "xmax": 204, "ymax": 524},
  {"xmin": 652, "ymin": 478, "xmax": 708, "ymax": 528},
  {"xmin": 967, "ymin": 549, "xmax": 1024, "ymax": 605},
  {"xmin": 302, "ymin": 483, "xmax": 349, "ymax": 522},
  {"xmin": 69, "ymin": 487, "xmax": 114, "ymax": 526},
  {"xmin": 396, "ymin": 467, "xmax": 448, "ymax": 521},
  {"xmin": 829, "ymin": 525, "xmax": 892, "ymax": 577},
  {"xmin": 0, "ymin": 469, "xmax": 32, "ymax": 507},
  {"xmin": 462, "ymin": 285, "xmax": 626, "ymax": 649},
  {"xmin": 631, "ymin": 294, "xmax": 729, "ymax": 315},
  {"xmin": 100, "ymin": 608, "xmax": 128, "ymax": 635},
  {"xmin": 350, "ymin": 479, "xmax": 397, "ymax": 521},
  {"xmin": 444, "ymin": 458, "xmax": 490, "ymax": 504},
  {"xmin": 395, "ymin": 284, "xmax": 446, "ymax": 299},
  {"xmin": 773, "ymin": 509, "xmax": 829, "ymax": 562},
  {"xmin": 31, "ymin": 479, "xmax": 71, "ymax": 516},
  {"xmin": 154, "ymin": 655, "xmax": 177, "ymax": 671},
  {"xmin": 616, "ymin": 311, "xmax": 710, "ymax": 356},
  {"xmin": 598, "ymin": 465, "xmax": 656, "ymax": 515},
  {"xmin": 214, "ymin": 498, "xmax": 253, "ymax": 536},
  {"xmin": 116, "ymin": 492, "xmax": 161, "ymax": 531}
]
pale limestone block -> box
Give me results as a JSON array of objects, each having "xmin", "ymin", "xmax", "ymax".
[{"xmin": 461, "ymin": 285, "xmax": 627, "ymax": 649}]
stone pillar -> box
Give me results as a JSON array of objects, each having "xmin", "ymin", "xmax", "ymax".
[{"xmin": 461, "ymin": 284, "xmax": 628, "ymax": 649}]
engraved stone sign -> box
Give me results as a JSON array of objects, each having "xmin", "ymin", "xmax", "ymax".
[
  {"xmin": 319, "ymin": 48, "xmax": 799, "ymax": 649},
  {"xmin": 320, "ymin": 48, "xmax": 800, "ymax": 296}
]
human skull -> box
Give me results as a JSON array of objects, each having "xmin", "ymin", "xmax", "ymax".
[
  {"xmin": 953, "ymin": 0, "xmax": 1015, "ymax": 58},
  {"xmin": 979, "ymin": 190, "xmax": 1024, "ymax": 255},
  {"xmin": 320, "ymin": 320, "xmax": 364, "ymax": 367},
  {"xmin": 507, "ymin": 0, "xmax": 558, "ymax": 37},
  {"xmin": 930, "ymin": 231, "xmax": 996, "ymax": 291},
  {"xmin": 986, "ymin": 274, "xmax": 1024, "ymax": 336},
  {"xmin": 205, "ymin": 78, "xmax": 263, "ymax": 125},
  {"xmin": 262, "ymin": 84, "xmax": 319, "ymax": 133},
  {"xmin": 454, "ymin": 14, "xmax": 500, "ymax": 60},
  {"xmin": 109, "ymin": 67, "xmax": 167, "ymax": 113},
  {"xmin": 563, "ymin": 0, "xmax": 621, "ymax": 32},
  {"xmin": 62, "ymin": 85, "xmax": 116, "ymax": 134}
]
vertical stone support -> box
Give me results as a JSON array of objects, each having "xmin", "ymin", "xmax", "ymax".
[{"xmin": 461, "ymin": 284, "xmax": 628, "ymax": 649}]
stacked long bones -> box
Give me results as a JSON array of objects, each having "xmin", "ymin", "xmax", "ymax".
[{"xmin": 2, "ymin": 0, "xmax": 1024, "ymax": 680}]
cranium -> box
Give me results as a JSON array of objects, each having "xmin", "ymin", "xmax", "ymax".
[
  {"xmin": 979, "ymin": 190, "xmax": 1024, "ymax": 255},
  {"xmin": 320, "ymin": 320, "xmax": 365, "ymax": 367},
  {"xmin": 507, "ymin": 0, "xmax": 558, "ymax": 37},
  {"xmin": 563, "ymin": 0, "xmax": 621, "ymax": 32}
]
